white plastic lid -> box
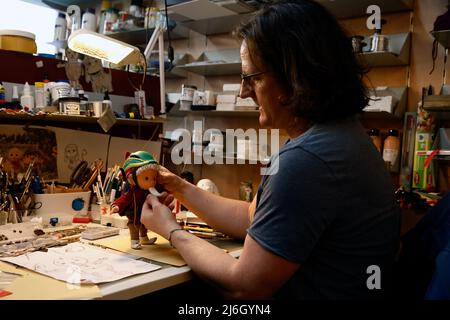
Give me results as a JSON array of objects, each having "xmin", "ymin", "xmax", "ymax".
[{"xmin": 0, "ymin": 29, "xmax": 36, "ymax": 40}]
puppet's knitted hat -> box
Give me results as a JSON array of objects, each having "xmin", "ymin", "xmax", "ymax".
[{"xmin": 122, "ymin": 151, "xmax": 158, "ymax": 178}]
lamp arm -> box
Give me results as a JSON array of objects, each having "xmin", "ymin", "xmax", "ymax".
[
  {"xmin": 143, "ymin": 24, "xmax": 164, "ymax": 61},
  {"xmin": 142, "ymin": 24, "xmax": 167, "ymax": 115}
]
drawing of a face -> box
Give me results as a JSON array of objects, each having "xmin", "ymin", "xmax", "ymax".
[
  {"xmin": 7, "ymin": 147, "xmax": 23, "ymax": 163},
  {"xmin": 64, "ymin": 144, "xmax": 79, "ymax": 163}
]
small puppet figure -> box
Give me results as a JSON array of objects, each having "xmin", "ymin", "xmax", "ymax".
[
  {"xmin": 111, "ymin": 151, "xmax": 160, "ymax": 249},
  {"xmin": 2, "ymin": 147, "xmax": 24, "ymax": 177}
]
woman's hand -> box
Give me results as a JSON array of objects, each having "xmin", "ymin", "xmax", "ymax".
[
  {"xmin": 141, "ymin": 194, "xmax": 180, "ymax": 239},
  {"xmin": 157, "ymin": 166, "xmax": 186, "ymax": 195}
]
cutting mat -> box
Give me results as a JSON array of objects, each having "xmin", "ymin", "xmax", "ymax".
[{"xmin": 91, "ymin": 232, "xmax": 243, "ymax": 267}]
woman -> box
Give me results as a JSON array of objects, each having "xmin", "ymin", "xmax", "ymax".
[{"xmin": 141, "ymin": 0, "xmax": 400, "ymax": 299}]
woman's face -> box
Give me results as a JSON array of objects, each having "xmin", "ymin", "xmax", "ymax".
[{"xmin": 239, "ymin": 40, "xmax": 290, "ymax": 129}]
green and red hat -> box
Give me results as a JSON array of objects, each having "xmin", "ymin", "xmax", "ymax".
[{"xmin": 122, "ymin": 151, "xmax": 158, "ymax": 178}]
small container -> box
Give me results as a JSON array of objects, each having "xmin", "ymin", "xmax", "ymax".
[
  {"xmin": 53, "ymin": 12, "xmax": 67, "ymax": 42},
  {"xmin": 383, "ymin": 129, "xmax": 400, "ymax": 172},
  {"xmin": 20, "ymin": 82, "xmax": 34, "ymax": 110},
  {"xmin": 82, "ymin": 8, "xmax": 97, "ymax": 32},
  {"xmin": 368, "ymin": 128, "xmax": 382, "ymax": 153},
  {"xmin": 0, "ymin": 82, "xmax": 5, "ymax": 101},
  {"xmin": 145, "ymin": 7, "xmax": 160, "ymax": 28},
  {"xmin": 50, "ymin": 80, "xmax": 71, "ymax": 105},
  {"xmin": 34, "ymin": 82, "xmax": 45, "ymax": 110},
  {"xmin": 239, "ymin": 181, "xmax": 253, "ymax": 202},
  {"xmin": 180, "ymin": 84, "xmax": 197, "ymax": 111},
  {"xmin": 103, "ymin": 8, "xmax": 119, "ymax": 33}
]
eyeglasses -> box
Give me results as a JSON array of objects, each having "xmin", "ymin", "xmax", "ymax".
[{"xmin": 240, "ymin": 71, "xmax": 269, "ymax": 89}]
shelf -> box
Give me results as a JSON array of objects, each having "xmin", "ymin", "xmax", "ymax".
[
  {"xmin": 178, "ymin": 48, "xmax": 241, "ymax": 76},
  {"xmin": 179, "ymin": 62, "xmax": 241, "ymax": 76},
  {"xmin": 169, "ymin": 109, "xmax": 259, "ymax": 118},
  {"xmin": 431, "ymin": 30, "xmax": 450, "ymax": 49},
  {"xmin": 358, "ymin": 32, "xmax": 411, "ymax": 67},
  {"xmin": 316, "ymin": 0, "xmax": 413, "ymax": 19},
  {"xmin": 20, "ymin": 0, "xmax": 101, "ymax": 11},
  {"xmin": 423, "ymin": 95, "xmax": 450, "ymax": 112},
  {"xmin": 106, "ymin": 25, "xmax": 189, "ymax": 46},
  {"xmin": 363, "ymin": 86, "xmax": 408, "ymax": 118},
  {"xmin": 178, "ymin": 13, "xmax": 253, "ymax": 35},
  {"xmin": 147, "ymin": 66, "xmax": 187, "ymax": 78},
  {"xmin": 359, "ymin": 111, "xmax": 404, "ymax": 120}
]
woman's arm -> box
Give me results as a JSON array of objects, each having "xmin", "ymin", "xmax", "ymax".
[{"xmin": 141, "ymin": 195, "xmax": 300, "ymax": 299}]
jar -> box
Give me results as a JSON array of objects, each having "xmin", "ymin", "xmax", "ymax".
[
  {"xmin": 368, "ymin": 128, "xmax": 382, "ymax": 153},
  {"xmin": 382, "ymin": 129, "xmax": 400, "ymax": 171},
  {"xmin": 50, "ymin": 81, "xmax": 71, "ymax": 105}
]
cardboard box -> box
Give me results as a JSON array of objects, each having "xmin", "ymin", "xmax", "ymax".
[{"xmin": 33, "ymin": 191, "xmax": 91, "ymax": 225}]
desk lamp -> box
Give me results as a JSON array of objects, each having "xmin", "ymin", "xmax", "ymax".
[{"xmin": 67, "ymin": 20, "xmax": 167, "ymax": 114}]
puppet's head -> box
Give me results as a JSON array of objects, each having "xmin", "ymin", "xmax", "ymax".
[{"xmin": 122, "ymin": 151, "xmax": 159, "ymax": 189}]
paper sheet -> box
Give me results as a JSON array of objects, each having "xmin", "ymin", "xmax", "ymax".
[
  {"xmin": 50, "ymin": 127, "xmax": 109, "ymax": 183},
  {"xmin": 0, "ymin": 261, "xmax": 101, "ymax": 300},
  {"xmin": 93, "ymin": 233, "xmax": 186, "ymax": 267},
  {"xmin": 0, "ymin": 242, "xmax": 160, "ymax": 284}
]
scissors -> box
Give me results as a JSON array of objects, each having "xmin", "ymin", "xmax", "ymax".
[{"xmin": 70, "ymin": 161, "xmax": 91, "ymax": 188}]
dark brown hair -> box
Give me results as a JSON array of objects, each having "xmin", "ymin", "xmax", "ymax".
[{"xmin": 237, "ymin": 0, "xmax": 368, "ymax": 123}]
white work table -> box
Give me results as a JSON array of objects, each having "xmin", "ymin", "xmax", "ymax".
[{"xmin": 98, "ymin": 249, "xmax": 242, "ymax": 299}]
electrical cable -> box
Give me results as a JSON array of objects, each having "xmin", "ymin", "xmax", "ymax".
[{"xmin": 164, "ymin": 0, "xmax": 175, "ymax": 69}]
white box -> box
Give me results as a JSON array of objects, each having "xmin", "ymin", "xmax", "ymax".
[
  {"xmin": 223, "ymin": 83, "xmax": 241, "ymax": 92},
  {"xmin": 33, "ymin": 191, "xmax": 91, "ymax": 225},
  {"xmin": 193, "ymin": 90, "xmax": 215, "ymax": 105},
  {"xmin": 216, "ymin": 94, "xmax": 237, "ymax": 104}
]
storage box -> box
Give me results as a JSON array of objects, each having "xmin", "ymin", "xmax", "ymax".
[{"xmin": 33, "ymin": 191, "xmax": 91, "ymax": 225}]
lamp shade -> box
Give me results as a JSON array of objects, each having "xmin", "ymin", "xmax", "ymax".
[{"xmin": 68, "ymin": 29, "xmax": 141, "ymax": 66}]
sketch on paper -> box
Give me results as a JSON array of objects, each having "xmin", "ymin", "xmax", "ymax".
[
  {"xmin": 0, "ymin": 242, "xmax": 160, "ymax": 284},
  {"xmin": 51, "ymin": 127, "xmax": 109, "ymax": 183},
  {"xmin": 0, "ymin": 125, "xmax": 57, "ymax": 180},
  {"xmin": 64, "ymin": 143, "xmax": 87, "ymax": 170}
]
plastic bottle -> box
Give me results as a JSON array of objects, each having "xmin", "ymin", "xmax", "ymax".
[
  {"xmin": 20, "ymin": 82, "xmax": 35, "ymax": 110},
  {"xmin": 82, "ymin": 8, "xmax": 97, "ymax": 31},
  {"xmin": 368, "ymin": 128, "xmax": 382, "ymax": 153},
  {"xmin": 12, "ymin": 85, "xmax": 19, "ymax": 102},
  {"xmin": 103, "ymin": 8, "xmax": 119, "ymax": 34},
  {"xmin": 54, "ymin": 12, "xmax": 67, "ymax": 42},
  {"xmin": 0, "ymin": 82, "xmax": 5, "ymax": 101},
  {"xmin": 130, "ymin": 0, "xmax": 143, "ymax": 18},
  {"xmin": 102, "ymin": 90, "xmax": 112, "ymax": 114},
  {"xmin": 383, "ymin": 129, "xmax": 400, "ymax": 172},
  {"xmin": 78, "ymin": 89, "xmax": 88, "ymax": 114},
  {"xmin": 98, "ymin": 0, "xmax": 111, "ymax": 34},
  {"xmin": 34, "ymin": 82, "xmax": 45, "ymax": 110}
]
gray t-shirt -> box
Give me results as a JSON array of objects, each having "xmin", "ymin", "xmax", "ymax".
[{"xmin": 248, "ymin": 116, "xmax": 400, "ymax": 299}]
